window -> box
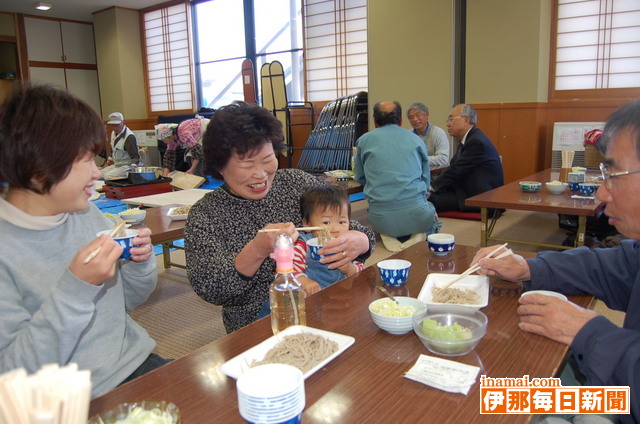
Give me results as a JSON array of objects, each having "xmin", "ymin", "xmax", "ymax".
[
  {"xmin": 551, "ymin": 0, "xmax": 640, "ymax": 100},
  {"xmin": 193, "ymin": 0, "xmax": 304, "ymax": 109},
  {"xmin": 142, "ymin": 2, "xmax": 194, "ymax": 113},
  {"xmin": 303, "ymin": 0, "xmax": 368, "ymax": 102}
]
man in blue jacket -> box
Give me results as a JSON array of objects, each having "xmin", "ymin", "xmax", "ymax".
[
  {"xmin": 473, "ymin": 100, "xmax": 640, "ymax": 423},
  {"xmin": 429, "ymin": 103, "xmax": 503, "ymax": 212}
]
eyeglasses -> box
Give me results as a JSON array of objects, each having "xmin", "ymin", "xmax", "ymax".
[
  {"xmin": 447, "ymin": 116, "xmax": 463, "ymax": 123},
  {"xmin": 599, "ymin": 162, "xmax": 640, "ymax": 190}
]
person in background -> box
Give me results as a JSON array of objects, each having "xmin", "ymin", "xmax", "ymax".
[
  {"xmin": 428, "ymin": 103, "xmax": 503, "ymax": 213},
  {"xmin": 185, "ymin": 101, "xmax": 375, "ymax": 334},
  {"xmin": 407, "ymin": 102, "xmax": 450, "ymax": 169},
  {"xmin": 472, "ymin": 100, "xmax": 640, "ymax": 424},
  {"xmin": 100, "ymin": 111, "xmax": 139, "ymax": 180},
  {"xmin": 354, "ymin": 100, "xmax": 439, "ymax": 253},
  {"xmin": 293, "ymin": 186, "xmax": 365, "ymax": 295},
  {"xmin": 0, "ymin": 84, "xmax": 165, "ymax": 398},
  {"xmin": 155, "ymin": 117, "xmax": 208, "ymax": 178}
]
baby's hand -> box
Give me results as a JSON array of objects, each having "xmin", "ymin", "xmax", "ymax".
[{"xmin": 298, "ymin": 275, "xmax": 321, "ymax": 296}]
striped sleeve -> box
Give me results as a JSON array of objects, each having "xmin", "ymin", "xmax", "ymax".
[{"xmin": 293, "ymin": 240, "xmax": 308, "ymax": 277}]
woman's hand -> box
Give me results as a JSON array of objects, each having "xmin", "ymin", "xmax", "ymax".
[
  {"xmin": 235, "ymin": 223, "xmax": 298, "ymax": 277},
  {"xmin": 70, "ymin": 235, "xmax": 122, "ymax": 286},
  {"xmin": 319, "ymin": 230, "xmax": 369, "ymax": 269},
  {"xmin": 471, "ymin": 247, "xmax": 531, "ymax": 282},
  {"xmin": 518, "ymin": 293, "xmax": 597, "ymax": 345},
  {"xmin": 129, "ymin": 227, "xmax": 154, "ymax": 263}
]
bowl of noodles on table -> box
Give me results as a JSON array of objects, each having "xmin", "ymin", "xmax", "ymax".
[
  {"xmin": 417, "ymin": 273, "xmax": 488, "ymax": 311},
  {"xmin": 220, "ymin": 326, "xmax": 355, "ymax": 380}
]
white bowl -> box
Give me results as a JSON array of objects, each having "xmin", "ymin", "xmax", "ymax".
[
  {"xmin": 369, "ymin": 297, "xmax": 426, "ymax": 335},
  {"xmin": 167, "ymin": 206, "xmax": 190, "ymax": 221},
  {"xmin": 545, "ymin": 181, "xmax": 568, "ymax": 194},
  {"xmin": 118, "ymin": 208, "xmax": 146, "ymax": 224},
  {"xmin": 520, "ymin": 290, "xmax": 568, "ymax": 301},
  {"xmin": 417, "ymin": 273, "xmax": 489, "ymax": 310}
]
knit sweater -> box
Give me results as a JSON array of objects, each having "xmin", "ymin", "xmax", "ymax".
[
  {"xmin": 185, "ymin": 168, "xmax": 376, "ymax": 333},
  {"xmin": 0, "ymin": 201, "xmax": 157, "ymax": 397}
]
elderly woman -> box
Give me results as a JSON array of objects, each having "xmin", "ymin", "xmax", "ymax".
[
  {"xmin": 0, "ymin": 84, "xmax": 164, "ymax": 397},
  {"xmin": 155, "ymin": 116, "xmax": 208, "ymax": 177},
  {"xmin": 185, "ymin": 102, "xmax": 375, "ymax": 333}
]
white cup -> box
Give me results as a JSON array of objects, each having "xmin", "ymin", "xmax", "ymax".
[{"xmin": 237, "ymin": 364, "xmax": 305, "ymax": 424}]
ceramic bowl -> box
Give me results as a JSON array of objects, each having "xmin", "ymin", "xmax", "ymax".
[
  {"xmin": 89, "ymin": 400, "xmax": 180, "ymax": 424},
  {"xmin": 413, "ymin": 309, "xmax": 488, "ymax": 356},
  {"xmin": 578, "ymin": 183, "xmax": 599, "ymax": 196},
  {"xmin": 377, "ymin": 259, "xmax": 411, "ymax": 286},
  {"xmin": 306, "ymin": 237, "xmax": 325, "ymax": 261},
  {"xmin": 427, "ymin": 233, "xmax": 455, "ymax": 256},
  {"xmin": 545, "ymin": 181, "xmax": 568, "ymax": 194},
  {"xmin": 568, "ymin": 182, "xmax": 581, "ymax": 191},
  {"xmin": 519, "ymin": 181, "xmax": 542, "ymax": 192},
  {"xmin": 118, "ymin": 208, "xmax": 146, "ymax": 224},
  {"xmin": 96, "ymin": 228, "xmax": 139, "ymax": 260},
  {"xmin": 369, "ymin": 297, "xmax": 426, "ymax": 335},
  {"xmin": 520, "ymin": 290, "xmax": 568, "ymax": 301}
]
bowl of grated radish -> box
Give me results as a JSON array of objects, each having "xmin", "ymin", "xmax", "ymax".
[{"xmin": 369, "ymin": 297, "xmax": 426, "ymax": 335}]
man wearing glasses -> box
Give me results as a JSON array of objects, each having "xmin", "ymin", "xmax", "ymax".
[
  {"xmin": 428, "ymin": 103, "xmax": 504, "ymax": 213},
  {"xmin": 472, "ymin": 100, "xmax": 640, "ymax": 423}
]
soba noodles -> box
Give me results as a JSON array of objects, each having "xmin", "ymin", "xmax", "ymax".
[
  {"xmin": 431, "ymin": 286, "xmax": 480, "ymax": 305},
  {"xmin": 251, "ymin": 333, "xmax": 339, "ymax": 373}
]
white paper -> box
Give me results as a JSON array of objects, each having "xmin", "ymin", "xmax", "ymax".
[{"xmin": 404, "ymin": 354, "xmax": 480, "ymax": 395}]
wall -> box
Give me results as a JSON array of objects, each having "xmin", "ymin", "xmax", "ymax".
[
  {"xmin": 367, "ymin": 0, "xmax": 453, "ymax": 132},
  {"xmin": 93, "ymin": 7, "xmax": 146, "ymax": 122},
  {"xmin": 466, "ymin": 0, "xmax": 550, "ymax": 103}
]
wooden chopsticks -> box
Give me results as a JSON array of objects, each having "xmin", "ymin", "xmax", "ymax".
[
  {"xmin": 82, "ymin": 219, "xmax": 127, "ymax": 264},
  {"xmin": 438, "ymin": 243, "xmax": 512, "ymax": 290},
  {"xmin": 258, "ymin": 226, "xmax": 325, "ymax": 233}
]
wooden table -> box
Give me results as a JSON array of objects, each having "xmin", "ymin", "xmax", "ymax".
[
  {"xmin": 133, "ymin": 205, "xmax": 186, "ymax": 269},
  {"xmin": 318, "ymin": 175, "xmax": 363, "ymax": 195},
  {"xmin": 466, "ymin": 168, "xmax": 604, "ymax": 249},
  {"xmin": 123, "ymin": 188, "xmax": 212, "ymax": 207},
  {"xmin": 89, "ymin": 243, "xmax": 593, "ymax": 423}
]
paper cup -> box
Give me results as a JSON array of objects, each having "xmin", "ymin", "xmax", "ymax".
[{"xmin": 237, "ymin": 364, "xmax": 305, "ymax": 424}]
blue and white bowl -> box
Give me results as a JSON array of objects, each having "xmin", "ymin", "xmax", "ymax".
[
  {"xmin": 306, "ymin": 237, "xmax": 324, "ymax": 261},
  {"xmin": 427, "ymin": 233, "xmax": 456, "ymax": 256},
  {"xmin": 568, "ymin": 181, "xmax": 581, "ymax": 191},
  {"xmin": 578, "ymin": 183, "xmax": 599, "ymax": 196},
  {"xmin": 377, "ymin": 259, "xmax": 411, "ymax": 286},
  {"xmin": 96, "ymin": 229, "xmax": 139, "ymax": 260}
]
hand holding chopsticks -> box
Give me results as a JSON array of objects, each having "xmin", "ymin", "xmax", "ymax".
[
  {"xmin": 82, "ymin": 219, "xmax": 127, "ymax": 264},
  {"xmin": 438, "ymin": 243, "xmax": 512, "ymax": 290}
]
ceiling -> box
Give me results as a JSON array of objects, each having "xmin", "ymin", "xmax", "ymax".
[{"xmin": 1, "ymin": 0, "xmax": 163, "ymax": 23}]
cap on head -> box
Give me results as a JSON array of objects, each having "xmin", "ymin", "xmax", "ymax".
[{"xmin": 107, "ymin": 112, "xmax": 124, "ymax": 124}]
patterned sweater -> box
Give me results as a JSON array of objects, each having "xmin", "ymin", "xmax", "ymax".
[{"xmin": 185, "ymin": 169, "xmax": 375, "ymax": 333}]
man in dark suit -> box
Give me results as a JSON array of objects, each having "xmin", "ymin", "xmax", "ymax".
[{"xmin": 429, "ymin": 104, "xmax": 503, "ymax": 212}]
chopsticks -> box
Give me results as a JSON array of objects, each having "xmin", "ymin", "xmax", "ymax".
[
  {"xmin": 82, "ymin": 219, "xmax": 127, "ymax": 264},
  {"xmin": 258, "ymin": 226, "xmax": 325, "ymax": 233},
  {"xmin": 438, "ymin": 243, "xmax": 512, "ymax": 290}
]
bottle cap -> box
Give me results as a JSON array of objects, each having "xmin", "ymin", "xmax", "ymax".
[{"xmin": 272, "ymin": 234, "xmax": 294, "ymax": 272}]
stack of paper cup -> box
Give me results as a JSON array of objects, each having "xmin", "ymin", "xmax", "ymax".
[{"xmin": 237, "ymin": 364, "xmax": 305, "ymax": 424}]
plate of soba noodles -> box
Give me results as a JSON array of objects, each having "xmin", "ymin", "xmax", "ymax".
[
  {"xmin": 220, "ymin": 325, "xmax": 355, "ymax": 380},
  {"xmin": 417, "ymin": 273, "xmax": 489, "ymax": 310}
]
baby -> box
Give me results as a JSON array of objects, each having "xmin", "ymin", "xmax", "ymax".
[{"xmin": 294, "ymin": 186, "xmax": 364, "ymax": 295}]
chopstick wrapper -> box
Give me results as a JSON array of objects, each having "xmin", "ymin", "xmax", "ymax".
[
  {"xmin": 404, "ymin": 354, "xmax": 480, "ymax": 395},
  {"xmin": 0, "ymin": 363, "xmax": 91, "ymax": 424}
]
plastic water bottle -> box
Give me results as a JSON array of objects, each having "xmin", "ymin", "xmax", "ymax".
[{"xmin": 269, "ymin": 234, "xmax": 306, "ymax": 334}]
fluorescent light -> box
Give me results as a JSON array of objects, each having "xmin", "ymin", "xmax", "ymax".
[{"xmin": 35, "ymin": 2, "xmax": 52, "ymax": 11}]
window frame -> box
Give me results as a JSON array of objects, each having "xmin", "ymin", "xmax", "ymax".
[
  {"xmin": 140, "ymin": 0, "xmax": 196, "ymax": 117},
  {"xmin": 549, "ymin": 0, "xmax": 640, "ymax": 101}
]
